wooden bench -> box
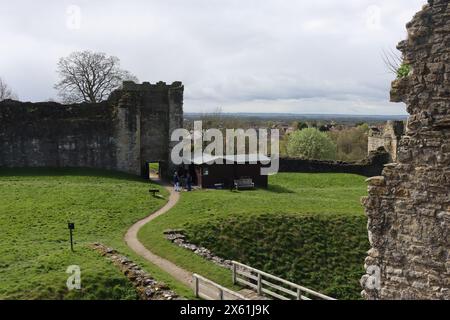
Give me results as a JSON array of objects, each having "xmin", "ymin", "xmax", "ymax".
[
  {"xmin": 214, "ymin": 183, "xmax": 225, "ymax": 189},
  {"xmin": 149, "ymin": 189, "xmax": 160, "ymax": 197},
  {"xmin": 234, "ymin": 178, "xmax": 255, "ymax": 190}
]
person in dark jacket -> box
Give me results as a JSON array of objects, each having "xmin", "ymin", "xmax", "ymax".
[
  {"xmin": 186, "ymin": 172, "xmax": 192, "ymax": 191},
  {"xmin": 173, "ymin": 171, "xmax": 180, "ymax": 192}
]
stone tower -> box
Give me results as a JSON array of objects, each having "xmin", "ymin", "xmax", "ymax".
[
  {"xmin": 110, "ymin": 81, "xmax": 184, "ymax": 178},
  {"xmin": 361, "ymin": 0, "xmax": 449, "ymax": 299}
]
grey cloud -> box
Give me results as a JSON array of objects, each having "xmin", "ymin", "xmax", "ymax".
[{"xmin": 0, "ymin": 0, "xmax": 425, "ymax": 114}]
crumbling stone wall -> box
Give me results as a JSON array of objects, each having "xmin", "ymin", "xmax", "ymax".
[
  {"xmin": 0, "ymin": 81, "xmax": 183, "ymax": 178},
  {"xmin": 91, "ymin": 243, "xmax": 179, "ymax": 300},
  {"xmin": 361, "ymin": 0, "xmax": 449, "ymax": 300},
  {"xmin": 368, "ymin": 121, "xmax": 405, "ymax": 162}
]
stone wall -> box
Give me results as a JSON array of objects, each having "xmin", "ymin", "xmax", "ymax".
[
  {"xmin": 91, "ymin": 243, "xmax": 179, "ymax": 300},
  {"xmin": 279, "ymin": 148, "xmax": 390, "ymax": 177},
  {"xmin": 0, "ymin": 81, "xmax": 184, "ymax": 178},
  {"xmin": 368, "ymin": 121, "xmax": 405, "ymax": 162},
  {"xmin": 361, "ymin": 0, "xmax": 450, "ymax": 300}
]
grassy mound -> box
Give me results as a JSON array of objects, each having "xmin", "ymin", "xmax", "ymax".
[
  {"xmin": 185, "ymin": 213, "xmax": 368, "ymax": 299},
  {"xmin": 0, "ymin": 168, "xmax": 195, "ymax": 299},
  {"xmin": 138, "ymin": 173, "xmax": 369, "ymax": 300}
]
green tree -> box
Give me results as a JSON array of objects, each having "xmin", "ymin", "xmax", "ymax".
[
  {"xmin": 290, "ymin": 121, "xmax": 308, "ymax": 131},
  {"xmin": 328, "ymin": 124, "xmax": 369, "ymax": 161},
  {"xmin": 286, "ymin": 128, "xmax": 337, "ymax": 160}
]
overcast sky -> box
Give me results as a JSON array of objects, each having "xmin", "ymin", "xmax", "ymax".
[{"xmin": 0, "ymin": 0, "xmax": 425, "ymax": 115}]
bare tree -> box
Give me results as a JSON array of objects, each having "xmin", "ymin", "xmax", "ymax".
[
  {"xmin": 201, "ymin": 106, "xmax": 224, "ymax": 129},
  {"xmin": 0, "ymin": 77, "xmax": 17, "ymax": 101},
  {"xmin": 54, "ymin": 50, "xmax": 138, "ymax": 104}
]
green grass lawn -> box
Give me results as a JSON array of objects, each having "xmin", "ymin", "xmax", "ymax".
[
  {"xmin": 0, "ymin": 169, "xmax": 368, "ymax": 300},
  {"xmin": 138, "ymin": 173, "xmax": 369, "ymax": 300},
  {"xmin": 0, "ymin": 168, "xmax": 194, "ymax": 299},
  {"xmin": 148, "ymin": 162, "xmax": 159, "ymax": 172}
]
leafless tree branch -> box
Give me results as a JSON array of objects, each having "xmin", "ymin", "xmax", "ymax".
[
  {"xmin": 382, "ymin": 48, "xmax": 403, "ymax": 75},
  {"xmin": 0, "ymin": 77, "xmax": 18, "ymax": 101},
  {"xmin": 54, "ymin": 50, "xmax": 138, "ymax": 104}
]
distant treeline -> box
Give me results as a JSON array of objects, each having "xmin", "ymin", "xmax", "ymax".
[{"xmin": 184, "ymin": 112, "xmax": 407, "ymax": 125}]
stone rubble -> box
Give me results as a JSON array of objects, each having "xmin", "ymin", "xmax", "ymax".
[
  {"xmin": 91, "ymin": 243, "xmax": 180, "ymax": 300},
  {"xmin": 164, "ymin": 229, "xmax": 233, "ymax": 269}
]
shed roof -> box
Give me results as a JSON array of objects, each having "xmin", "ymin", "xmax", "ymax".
[{"xmin": 182, "ymin": 154, "xmax": 271, "ymax": 165}]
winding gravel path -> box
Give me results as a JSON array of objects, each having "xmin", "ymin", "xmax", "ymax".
[
  {"xmin": 124, "ymin": 183, "xmax": 260, "ymax": 300},
  {"xmin": 124, "ymin": 185, "xmax": 195, "ymax": 286}
]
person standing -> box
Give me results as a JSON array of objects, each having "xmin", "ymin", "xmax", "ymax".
[
  {"xmin": 173, "ymin": 171, "xmax": 180, "ymax": 192},
  {"xmin": 186, "ymin": 172, "xmax": 192, "ymax": 191}
]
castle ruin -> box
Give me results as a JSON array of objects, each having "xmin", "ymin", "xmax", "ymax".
[
  {"xmin": 361, "ymin": 0, "xmax": 449, "ymax": 300},
  {"xmin": 368, "ymin": 121, "xmax": 405, "ymax": 163},
  {"xmin": 0, "ymin": 81, "xmax": 184, "ymax": 178}
]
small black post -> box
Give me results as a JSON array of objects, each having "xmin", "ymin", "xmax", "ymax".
[{"xmin": 68, "ymin": 222, "xmax": 75, "ymax": 252}]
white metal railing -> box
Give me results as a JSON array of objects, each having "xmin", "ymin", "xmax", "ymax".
[
  {"xmin": 193, "ymin": 273, "xmax": 249, "ymax": 300},
  {"xmin": 231, "ymin": 261, "xmax": 336, "ymax": 300}
]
